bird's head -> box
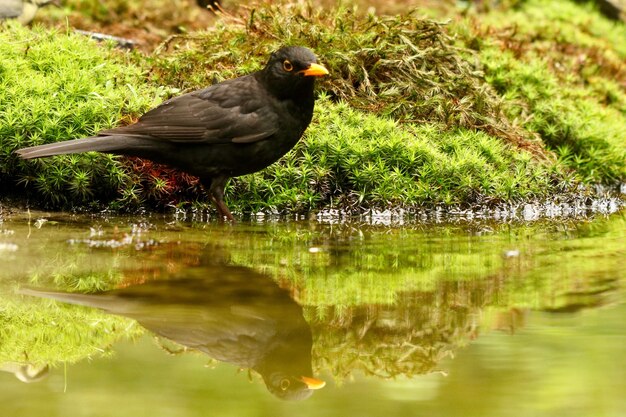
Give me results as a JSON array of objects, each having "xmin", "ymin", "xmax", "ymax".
[
  {"xmin": 260, "ymin": 46, "xmax": 329, "ymax": 100},
  {"xmin": 263, "ymin": 372, "xmax": 326, "ymax": 401}
]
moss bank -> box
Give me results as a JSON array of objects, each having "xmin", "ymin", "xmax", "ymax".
[
  {"xmin": 463, "ymin": 0, "xmax": 626, "ymax": 183},
  {"xmin": 1, "ymin": 1, "xmax": 625, "ymax": 213},
  {"xmin": 0, "ymin": 23, "xmax": 161, "ymax": 208}
]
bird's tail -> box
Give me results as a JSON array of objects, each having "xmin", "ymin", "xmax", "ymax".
[
  {"xmin": 15, "ymin": 136, "xmax": 129, "ymax": 159},
  {"xmin": 18, "ymin": 287, "xmax": 121, "ymax": 312}
]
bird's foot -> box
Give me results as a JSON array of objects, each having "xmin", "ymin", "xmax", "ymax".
[
  {"xmin": 206, "ymin": 177, "xmax": 235, "ymax": 223},
  {"xmin": 211, "ymin": 196, "xmax": 235, "ymax": 223}
]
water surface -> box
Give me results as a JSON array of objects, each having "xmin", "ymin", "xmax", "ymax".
[{"xmin": 0, "ymin": 211, "xmax": 624, "ymax": 416}]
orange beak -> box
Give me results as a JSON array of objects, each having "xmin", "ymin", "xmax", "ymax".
[
  {"xmin": 300, "ymin": 376, "xmax": 326, "ymax": 390},
  {"xmin": 300, "ymin": 63, "xmax": 329, "ymax": 77}
]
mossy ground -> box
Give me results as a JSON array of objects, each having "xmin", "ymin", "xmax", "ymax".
[
  {"xmin": 0, "ymin": 22, "xmax": 163, "ymax": 209},
  {"xmin": 466, "ymin": 0, "xmax": 626, "ymax": 183},
  {"xmin": 0, "ymin": 0, "xmax": 624, "ymax": 214}
]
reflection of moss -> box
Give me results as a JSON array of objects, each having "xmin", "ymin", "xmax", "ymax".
[
  {"xmin": 0, "ymin": 220, "xmax": 143, "ymax": 366},
  {"xmin": 0, "ymin": 288, "xmax": 142, "ymax": 366},
  {"xmin": 1, "ymin": 213, "xmax": 624, "ymax": 376},
  {"xmin": 230, "ymin": 216, "xmax": 626, "ymax": 379},
  {"xmin": 308, "ymin": 285, "xmax": 490, "ymax": 381}
]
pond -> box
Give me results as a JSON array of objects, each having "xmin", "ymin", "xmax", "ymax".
[{"xmin": 0, "ymin": 209, "xmax": 624, "ymax": 417}]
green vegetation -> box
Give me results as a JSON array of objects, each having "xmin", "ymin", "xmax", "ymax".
[
  {"xmin": 0, "ymin": 0, "xmax": 625, "ymax": 213},
  {"xmin": 0, "ymin": 287, "xmax": 141, "ymax": 366},
  {"xmin": 466, "ymin": 0, "xmax": 626, "ymax": 183},
  {"xmin": 0, "ymin": 22, "xmax": 160, "ymax": 208}
]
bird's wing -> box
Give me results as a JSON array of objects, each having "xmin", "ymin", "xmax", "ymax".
[{"xmin": 101, "ymin": 75, "xmax": 279, "ymax": 144}]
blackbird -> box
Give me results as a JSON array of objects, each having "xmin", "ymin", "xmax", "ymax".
[
  {"xmin": 15, "ymin": 46, "xmax": 329, "ymax": 220},
  {"xmin": 19, "ymin": 265, "xmax": 325, "ymax": 400}
]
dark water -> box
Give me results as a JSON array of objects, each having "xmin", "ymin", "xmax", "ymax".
[{"xmin": 0, "ymin": 211, "xmax": 624, "ymax": 416}]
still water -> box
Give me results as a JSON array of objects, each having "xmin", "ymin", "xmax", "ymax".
[{"xmin": 0, "ymin": 210, "xmax": 624, "ymax": 417}]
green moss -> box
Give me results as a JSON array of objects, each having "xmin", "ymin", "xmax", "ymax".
[
  {"xmin": 1, "ymin": 266, "xmax": 140, "ymax": 367},
  {"xmin": 0, "ymin": 23, "xmax": 161, "ymax": 208},
  {"xmin": 478, "ymin": 47, "xmax": 626, "ymax": 182},
  {"xmin": 465, "ymin": 0, "xmax": 626, "ymax": 183}
]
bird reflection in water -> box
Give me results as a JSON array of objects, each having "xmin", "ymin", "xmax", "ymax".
[
  {"xmin": 0, "ymin": 362, "xmax": 49, "ymax": 383},
  {"xmin": 20, "ymin": 266, "xmax": 325, "ymax": 400}
]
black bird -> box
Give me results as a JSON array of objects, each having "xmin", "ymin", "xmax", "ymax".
[
  {"xmin": 19, "ymin": 265, "xmax": 325, "ymax": 400},
  {"xmin": 15, "ymin": 46, "xmax": 329, "ymax": 221}
]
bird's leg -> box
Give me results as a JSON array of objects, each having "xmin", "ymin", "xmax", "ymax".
[{"xmin": 203, "ymin": 176, "xmax": 235, "ymax": 222}]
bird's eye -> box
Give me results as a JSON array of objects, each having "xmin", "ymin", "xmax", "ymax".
[
  {"xmin": 283, "ymin": 60, "xmax": 293, "ymax": 72},
  {"xmin": 280, "ymin": 379, "xmax": 290, "ymax": 390}
]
